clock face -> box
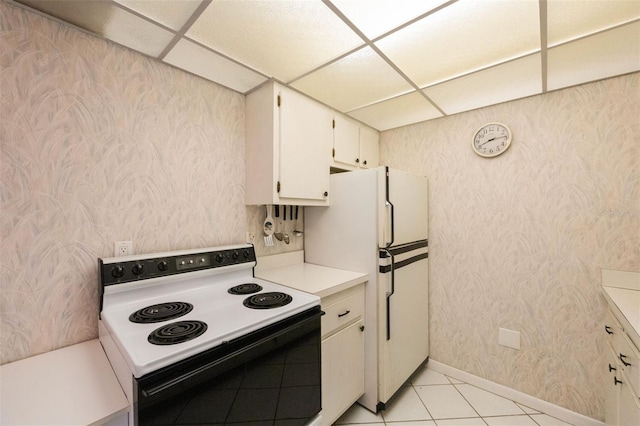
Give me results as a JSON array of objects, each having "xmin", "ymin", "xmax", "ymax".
[{"xmin": 472, "ymin": 123, "xmax": 512, "ymax": 157}]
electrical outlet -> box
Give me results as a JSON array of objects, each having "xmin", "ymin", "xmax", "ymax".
[
  {"xmin": 114, "ymin": 241, "xmax": 132, "ymax": 257},
  {"xmin": 245, "ymin": 231, "xmax": 256, "ymax": 244},
  {"xmin": 498, "ymin": 327, "xmax": 520, "ymax": 350}
]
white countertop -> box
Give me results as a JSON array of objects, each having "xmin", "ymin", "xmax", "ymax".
[
  {"xmin": 255, "ymin": 252, "xmax": 368, "ymax": 299},
  {"xmin": 601, "ymin": 269, "xmax": 640, "ymax": 349},
  {"xmin": 0, "ymin": 339, "xmax": 128, "ymax": 425}
]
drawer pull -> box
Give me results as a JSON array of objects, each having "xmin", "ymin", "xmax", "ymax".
[
  {"xmin": 609, "ymin": 364, "xmax": 617, "ymax": 372},
  {"xmin": 605, "ymin": 325, "xmax": 614, "ymax": 335},
  {"xmin": 619, "ymin": 353, "xmax": 631, "ymax": 367},
  {"xmin": 338, "ymin": 310, "xmax": 351, "ymax": 318},
  {"xmin": 614, "ymin": 376, "xmax": 623, "ymax": 386}
]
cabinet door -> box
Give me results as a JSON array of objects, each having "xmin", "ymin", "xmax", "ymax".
[
  {"xmin": 321, "ymin": 320, "xmax": 364, "ymax": 425},
  {"xmin": 359, "ymin": 126, "xmax": 379, "ymax": 169},
  {"xmin": 333, "ymin": 115, "xmax": 360, "ymax": 168},
  {"xmin": 279, "ymin": 87, "xmax": 331, "ymax": 201},
  {"xmin": 618, "ymin": 370, "xmax": 640, "ymax": 426}
]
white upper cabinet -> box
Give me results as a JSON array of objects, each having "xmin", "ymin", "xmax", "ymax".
[
  {"xmin": 359, "ymin": 125, "xmax": 379, "ymax": 169},
  {"xmin": 246, "ymin": 81, "xmax": 331, "ymax": 206},
  {"xmin": 332, "ymin": 114, "xmax": 379, "ymax": 170}
]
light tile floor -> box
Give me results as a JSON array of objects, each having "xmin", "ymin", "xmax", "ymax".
[{"xmin": 334, "ymin": 366, "xmax": 574, "ymax": 426}]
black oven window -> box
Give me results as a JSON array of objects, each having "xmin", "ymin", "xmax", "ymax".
[{"xmin": 135, "ymin": 311, "xmax": 322, "ymax": 426}]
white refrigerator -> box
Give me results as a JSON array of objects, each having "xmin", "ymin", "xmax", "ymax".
[{"xmin": 305, "ymin": 166, "xmax": 429, "ymax": 412}]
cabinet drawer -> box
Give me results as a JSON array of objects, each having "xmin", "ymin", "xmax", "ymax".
[
  {"xmin": 322, "ymin": 292, "xmax": 364, "ymax": 338},
  {"xmin": 620, "ymin": 332, "xmax": 640, "ymax": 397},
  {"xmin": 605, "ymin": 310, "xmax": 623, "ymax": 346}
]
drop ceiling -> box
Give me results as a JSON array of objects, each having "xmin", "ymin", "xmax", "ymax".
[{"xmin": 11, "ymin": 0, "xmax": 640, "ymax": 131}]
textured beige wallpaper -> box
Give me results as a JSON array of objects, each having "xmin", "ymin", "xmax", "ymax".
[
  {"xmin": 0, "ymin": 3, "xmax": 300, "ymax": 365},
  {"xmin": 380, "ymin": 73, "xmax": 640, "ymax": 420}
]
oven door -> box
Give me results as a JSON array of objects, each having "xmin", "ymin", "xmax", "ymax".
[{"xmin": 134, "ymin": 306, "xmax": 322, "ymax": 426}]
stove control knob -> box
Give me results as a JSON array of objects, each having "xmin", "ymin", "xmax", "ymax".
[
  {"xmin": 132, "ymin": 263, "xmax": 144, "ymax": 275},
  {"xmin": 111, "ymin": 265, "xmax": 125, "ymax": 279},
  {"xmin": 157, "ymin": 260, "xmax": 168, "ymax": 272},
  {"xmin": 242, "ymin": 250, "xmax": 251, "ymax": 259},
  {"xmin": 188, "ymin": 259, "xmax": 194, "ymax": 264},
  {"xmin": 214, "ymin": 253, "xmax": 224, "ymax": 263},
  {"xmin": 232, "ymin": 251, "xmax": 239, "ymax": 260}
]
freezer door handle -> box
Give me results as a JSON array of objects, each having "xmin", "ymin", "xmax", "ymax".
[
  {"xmin": 381, "ymin": 248, "xmax": 395, "ymax": 341},
  {"xmin": 384, "ymin": 166, "xmax": 395, "ymax": 248},
  {"xmin": 385, "ymin": 200, "xmax": 395, "ymax": 248}
]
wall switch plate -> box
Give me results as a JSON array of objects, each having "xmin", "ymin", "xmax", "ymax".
[
  {"xmin": 498, "ymin": 327, "xmax": 521, "ymax": 350},
  {"xmin": 114, "ymin": 241, "xmax": 132, "ymax": 257}
]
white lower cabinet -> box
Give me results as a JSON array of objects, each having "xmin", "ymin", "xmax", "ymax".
[
  {"xmin": 319, "ymin": 284, "xmax": 365, "ymax": 425},
  {"xmin": 604, "ymin": 310, "xmax": 640, "ymax": 425}
]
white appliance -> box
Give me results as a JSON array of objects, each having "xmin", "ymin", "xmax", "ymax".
[
  {"xmin": 98, "ymin": 244, "xmax": 322, "ymax": 425},
  {"xmin": 305, "ymin": 166, "xmax": 429, "ymax": 412}
]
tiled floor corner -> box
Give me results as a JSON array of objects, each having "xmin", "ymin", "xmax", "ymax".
[{"xmin": 333, "ymin": 366, "xmax": 574, "ymax": 426}]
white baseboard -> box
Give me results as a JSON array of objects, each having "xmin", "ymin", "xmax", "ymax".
[{"xmin": 428, "ymin": 360, "xmax": 604, "ymax": 426}]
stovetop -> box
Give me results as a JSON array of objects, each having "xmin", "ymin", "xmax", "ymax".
[{"xmin": 98, "ymin": 245, "xmax": 320, "ymax": 378}]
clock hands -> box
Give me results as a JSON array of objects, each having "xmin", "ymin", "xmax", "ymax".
[{"xmin": 479, "ymin": 135, "xmax": 507, "ymax": 146}]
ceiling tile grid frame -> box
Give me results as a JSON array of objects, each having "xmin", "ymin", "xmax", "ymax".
[
  {"xmin": 8, "ymin": 0, "xmax": 640, "ymax": 131},
  {"xmin": 373, "ymin": 0, "xmax": 542, "ymax": 89},
  {"xmin": 184, "ymin": 0, "xmax": 365, "ymax": 83}
]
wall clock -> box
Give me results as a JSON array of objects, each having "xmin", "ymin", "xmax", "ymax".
[{"xmin": 472, "ymin": 122, "xmax": 512, "ymax": 157}]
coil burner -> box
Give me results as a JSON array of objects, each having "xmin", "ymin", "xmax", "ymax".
[
  {"xmin": 243, "ymin": 292, "xmax": 293, "ymax": 309},
  {"xmin": 228, "ymin": 283, "xmax": 263, "ymax": 295},
  {"xmin": 147, "ymin": 320, "xmax": 208, "ymax": 345},
  {"xmin": 129, "ymin": 302, "xmax": 193, "ymax": 324}
]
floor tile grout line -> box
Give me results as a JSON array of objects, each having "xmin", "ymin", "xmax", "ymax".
[{"xmin": 409, "ymin": 381, "xmax": 436, "ymax": 422}]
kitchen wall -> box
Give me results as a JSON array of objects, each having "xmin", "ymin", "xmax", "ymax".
[
  {"xmin": 380, "ymin": 72, "xmax": 640, "ymax": 420},
  {"xmin": 0, "ymin": 2, "xmax": 300, "ymax": 365}
]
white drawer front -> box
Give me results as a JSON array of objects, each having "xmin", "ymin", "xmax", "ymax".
[
  {"xmin": 322, "ymin": 292, "xmax": 364, "ymax": 338},
  {"xmin": 605, "ymin": 310, "xmax": 623, "ymax": 345},
  {"xmin": 620, "ymin": 332, "xmax": 640, "ymax": 397}
]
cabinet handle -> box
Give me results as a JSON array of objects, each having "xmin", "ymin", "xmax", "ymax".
[
  {"xmin": 614, "ymin": 376, "xmax": 623, "ymax": 386},
  {"xmin": 619, "ymin": 353, "xmax": 631, "ymax": 367},
  {"xmin": 609, "ymin": 363, "xmax": 617, "ymax": 372},
  {"xmin": 338, "ymin": 310, "xmax": 351, "ymax": 318},
  {"xmin": 360, "ymin": 325, "xmax": 365, "ymax": 332},
  {"xmin": 355, "ymin": 158, "xmax": 360, "ymax": 163},
  {"xmin": 605, "ymin": 325, "xmax": 614, "ymax": 335},
  {"xmin": 323, "ymin": 191, "xmax": 328, "ymax": 197},
  {"xmin": 363, "ymin": 160, "xmax": 367, "ymax": 165}
]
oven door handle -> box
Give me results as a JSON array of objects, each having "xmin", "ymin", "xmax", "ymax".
[{"xmin": 138, "ymin": 309, "xmax": 323, "ymax": 398}]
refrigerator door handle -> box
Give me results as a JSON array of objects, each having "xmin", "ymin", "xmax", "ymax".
[{"xmin": 381, "ymin": 248, "xmax": 395, "ymax": 341}]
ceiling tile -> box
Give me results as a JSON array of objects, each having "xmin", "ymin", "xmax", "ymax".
[
  {"xmin": 347, "ymin": 91, "xmax": 443, "ymax": 131},
  {"xmin": 423, "ymin": 54, "xmax": 542, "ymax": 115},
  {"xmin": 113, "ymin": 0, "xmax": 202, "ymax": 31},
  {"xmin": 547, "ymin": 0, "xmax": 640, "ymax": 46},
  {"xmin": 290, "ymin": 46, "xmax": 414, "ymax": 112},
  {"xmin": 163, "ymin": 39, "xmax": 268, "ymax": 93},
  {"xmin": 547, "ymin": 22, "xmax": 640, "ymax": 92},
  {"xmin": 185, "ymin": 0, "xmax": 364, "ymax": 83},
  {"xmin": 15, "ymin": 0, "xmax": 174, "ymax": 57},
  {"xmin": 375, "ymin": 0, "xmax": 540, "ymax": 87},
  {"xmin": 330, "ymin": 0, "xmax": 450, "ymax": 40}
]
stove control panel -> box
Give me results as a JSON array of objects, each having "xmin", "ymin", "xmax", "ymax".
[{"xmin": 99, "ymin": 245, "xmax": 257, "ymax": 286}]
